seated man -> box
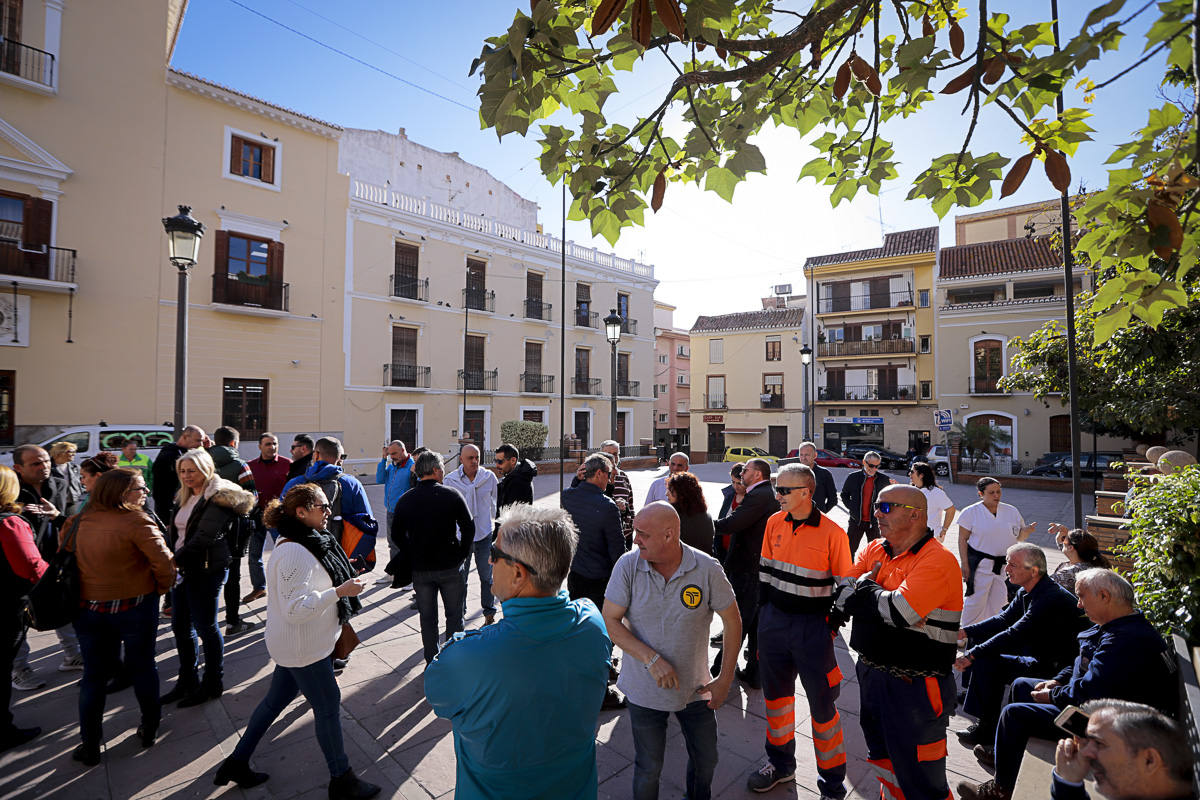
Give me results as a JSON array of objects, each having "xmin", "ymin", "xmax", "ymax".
[
  {"xmin": 958, "ymin": 569, "xmax": 1178, "ymax": 800},
  {"xmin": 955, "ymin": 542, "xmax": 1087, "ymax": 747},
  {"xmin": 1052, "ymin": 700, "xmax": 1194, "ymax": 800},
  {"xmin": 424, "ymin": 504, "xmax": 613, "ymax": 800}
]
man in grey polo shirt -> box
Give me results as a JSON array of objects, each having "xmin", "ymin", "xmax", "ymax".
[{"xmin": 603, "ymin": 502, "xmax": 742, "ymax": 800}]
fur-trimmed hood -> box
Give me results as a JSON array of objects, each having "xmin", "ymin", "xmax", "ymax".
[{"xmin": 204, "ymin": 478, "xmax": 255, "ymax": 515}]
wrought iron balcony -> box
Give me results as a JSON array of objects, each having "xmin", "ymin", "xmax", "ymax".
[
  {"xmin": 704, "ymin": 393, "xmax": 727, "ymax": 409},
  {"xmin": 574, "ymin": 309, "xmax": 598, "ymax": 328},
  {"xmin": 524, "ymin": 299, "xmax": 552, "ymax": 320},
  {"xmin": 761, "ymin": 394, "xmax": 784, "ymax": 409},
  {"xmin": 520, "ymin": 373, "xmax": 554, "ymax": 393},
  {"xmin": 390, "ymin": 275, "xmax": 429, "ymax": 301},
  {"xmin": 463, "ymin": 287, "xmax": 495, "ymax": 312},
  {"xmin": 384, "ymin": 363, "xmax": 431, "ymax": 388},
  {"xmin": 212, "ymin": 273, "xmax": 290, "ymax": 311},
  {"xmin": 0, "ymin": 39, "xmax": 55, "ymax": 89},
  {"xmin": 620, "ymin": 317, "xmax": 638, "ymax": 335},
  {"xmin": 818, "ymin": 384, "xmax": 917, "ymax": 401},
  {"xmin": 572, "ymin": 376, "xmax": 602, "ymax": 395},
  {"xmin": 616, "ymin": 379, "xmax": 640, "ymax": 397},
  {"xmin": 458, "ymin": 368, "xmax": 498, "ymax": 391},
  {"xmin": 818, "ymin": 338, "xmax": 916, "ymax": 357},
  {"xmin": 817, "ymin": 289, "xmax": 914, "ymax": 314},
  {"xmin": 969, "ymin": 377, "xmax": 1009, "ymax": 394},
  {"xmin": 0, "ymin": 240, "xmax": 75, "ymax": 284}
]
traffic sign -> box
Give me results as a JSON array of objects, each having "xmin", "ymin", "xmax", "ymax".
[{"xmin": 935, "ymin": 409, "xmax": 953, "ymax": 431}]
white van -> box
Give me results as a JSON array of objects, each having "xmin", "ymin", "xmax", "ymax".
[{"xmin": 0, "ymin": 425, "xmax": 175, "ymax": 466}]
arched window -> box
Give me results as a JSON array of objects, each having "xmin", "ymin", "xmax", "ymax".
[{"xmin": 972, "ymin": 338, "xmax": 1004, "ymax": 393}]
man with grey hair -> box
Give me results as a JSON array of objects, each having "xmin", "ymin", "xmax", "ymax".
[
  {"xmin": 960, "ymin": 568, "xmax": 1178, "ymax": 800},
  {"xmin": 838, "ymin": 449, "xmax": 893, "ymax": 555},
  {"xmin": 389, "ymin": 450, "xmax": 475, "ymax": 664},
  {"xmin": 645, "ymin": 451, "xmax": 689, "ymax": 505},
  {"xmin": 600, "ymin": 440, "xmax": 636, "ymax": 544},
  {"xmin": 424, "ymin": 504, "xmax": 612, "ymax": 799},
  {"xmin": 953, "ymin": 542, "xmax": 1087, "ymax": 750},
  {"xmin": 445, "ymin": 444, "xmax": 499, "ymax": 625}
]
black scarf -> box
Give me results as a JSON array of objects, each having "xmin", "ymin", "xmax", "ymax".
[{"xmin": 276, "ymin": 515, "xmax": 361, "ymax": 624}]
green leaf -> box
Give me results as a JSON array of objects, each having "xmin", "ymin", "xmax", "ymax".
[
  {"xmin": 704, "ymin": 167, "xmax": 739, "ymax": 202},
  {"xmin": 1083, "ymin": 0, "xmax": 1126, "ymax": 29},
  {"xmin": 1094, "ymin": 304, "xmax": 1132, "ymax": 343}
]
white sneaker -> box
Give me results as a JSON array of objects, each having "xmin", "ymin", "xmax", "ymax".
[
  {"xmin": 58, "ymin": 655, "xmax": 84, "ymax": 672},
  {"xmin": 12, "ymin": 667, "xmax": 45, "ymax": 691}
]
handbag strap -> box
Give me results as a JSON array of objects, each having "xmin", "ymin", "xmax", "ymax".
[{"xmin": 61, "ymin": 514, "xmax": 83, "ymax": 554}]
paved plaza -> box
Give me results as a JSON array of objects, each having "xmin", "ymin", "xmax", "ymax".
[{"xmin": 1, "ymin": 463, "xmax": 1090, "ymax": 799}]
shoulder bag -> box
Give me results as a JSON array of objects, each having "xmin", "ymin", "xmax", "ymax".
[{"xmin": 25, "ymin": 514, "xmax": 83, "ymax": 631}]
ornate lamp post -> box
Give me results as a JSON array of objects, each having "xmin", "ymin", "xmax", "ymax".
[
  {"xmin": 800, "ymin": 343, "xmax": 813, "ymax": 441},
  {"xmin": 604, "ymin": 308, "xmax": 623, "ymax": 442},
  {"xmin": 161, "ymin": 205, "xmax": 205, "ymax": 438}
]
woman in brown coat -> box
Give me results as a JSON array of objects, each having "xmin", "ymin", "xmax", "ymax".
[{"xmin": 65, "ymin": 468, "xmax": 175, "ymax": 766}]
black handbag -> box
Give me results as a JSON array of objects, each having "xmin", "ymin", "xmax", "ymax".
[{"xmin": 25, "ymin": 514, "xmax": 82, "ymax": 631}]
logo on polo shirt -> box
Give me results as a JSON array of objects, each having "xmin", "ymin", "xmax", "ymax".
[{"xmin": 680, "ymin": 584, "xmax": 703, "ymax": 609}]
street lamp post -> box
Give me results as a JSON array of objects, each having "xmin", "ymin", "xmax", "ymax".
[
  {"xmin": 604, "ymin": 308, "xmax": 623, "ymax": 443},
  {"xmin": 800, "ymin": 344, "xmax": 813, "ymax": 441},
  {"xmin": 161, "ymin": 205, "xmax": 205, "ymax": 439}
]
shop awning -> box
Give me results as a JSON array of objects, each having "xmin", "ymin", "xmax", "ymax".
[{"xmin": 724, "ymin": 428, "xmax": 766, "ymax": 435}]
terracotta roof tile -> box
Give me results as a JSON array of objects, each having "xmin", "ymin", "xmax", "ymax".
[
  {"xmin": 806, "ymin": 226, "xmax": 939, "ymax": 268},
  {"xmin": 690, "ymin": 306, "xmax": 804, "ymax": 333},
  {"xmin": 939, "ymin": 236, "xmax": 1059, "ymax": 279}
]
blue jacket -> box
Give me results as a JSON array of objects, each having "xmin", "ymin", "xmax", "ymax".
[
  {"xmin": 561, "ymin": 482, "xmax": 625, "ymax": 581},
  {"xmin": 965, "ymin": 575, "xmax": 1087, "ymax": 671},
  {"xmin": 424, "ymin": 591, "xmax": 611, "ymax": 800},
  {"xmin": 1049, "ymin": 611, "xmax": 1177, "ymax": 714},
  {"xmin": 375, "ymin": 456, "xmax": 414, "ymax": 513},
  {"xmin": 282, "ymin": 461, "xmax": 378, "ymax": 539}
]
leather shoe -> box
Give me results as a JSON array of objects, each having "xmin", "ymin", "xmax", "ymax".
[
  {"xmin": 136, "ymin": 720, "xmax": 158, "ymax": 748},
  {"xmin": 973, "ymin": 744, "xmax": 996, "ymax": 769},
  {"xmin": 241, "ymin": 588, "xmax": 266, "ymax": 603},
  {"xmin": 214, "ymin": 756, "xmax": 269, "ymax": 788},
  {"xmin": 177, "ymin": 682, "xmax": 222, "ymax": 708},
  {"xmin": 600, "ymin": 688, "xmax": 626, "ymax": 710},
  {"xmin": 328, "ymin": 767, "xmax": 381, "ymax": 799},
  {"xmin": 72, "ymin": 742, "xmax": 101, "ymax": 766},
  {"xmin": 160, "ymin": 678, "xmax": 198, "ymax": 704},
  {"xmin": 956, "ymin": 723, "xmax": 987, "ymax": 747},
  {"xmin": 0, "ymin": 726, "xmax": 40, "ymax": 753}
]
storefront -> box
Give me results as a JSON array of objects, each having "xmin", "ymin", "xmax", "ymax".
[{"xmin": 823, "ymin": 416, "xmax": 884, "ymax": 453}]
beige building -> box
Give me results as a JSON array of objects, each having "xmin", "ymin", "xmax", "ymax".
[
  {"xmin": 652, "ymin": 301, "xmax": 690, "ymax": 453},
  {"xmin": 338, "ymin": 128, "xmax": 657, "ymax": 475},
  {"xmin": 1, "ymin": 1, "xmax": 347, "ymax": 446},
  {"xmin": 937, "ymin": 201, "xmax": 1122, "ymax": 464},
  {"xmin": 803, "ymin": 228, "xmax": 940, "ymax": 457},
  {"xmin": 687, "ymin": 303, "xmax": 807, "ymax": 461}
]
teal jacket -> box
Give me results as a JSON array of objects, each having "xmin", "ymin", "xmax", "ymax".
[{"xmin": 424, "ymin": 591, "xmax": 611, "ymax": 800}]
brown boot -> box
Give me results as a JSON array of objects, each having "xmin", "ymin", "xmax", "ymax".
[{"xmin": 958, "ymin": 779, "xmax": 1011, "ymax": 800}]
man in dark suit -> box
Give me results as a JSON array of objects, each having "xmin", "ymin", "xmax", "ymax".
[
  {"xmin": 797, "ymin": 441, "xmax": 837, "ymax": 513},
  {"xmin": 839, "ymin": 450, "xmax": 893, "ymax": 555},
  {"xmin": 712, "ymin": 457, "xmax": 780, "ymax": 688}
]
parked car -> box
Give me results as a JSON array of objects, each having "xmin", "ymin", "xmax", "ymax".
[
  {"xmin": 912, "ymin": 444, "xmax": 952, "ymax": 477},
  {"xmin": 813, "ymin": 448, "xmax": 861, "ymax": 468},
  {"xmin": 1026, "ymin": 451, "xmax": 1124, "ymax": 479},
  {"xmin": 723, "ymin": 446, "xmax": 779, "ymax": 464},
  {"xmin": 1035, "ymin": 451, "xmax": 1072, "ymax": 467},
  {"xmin": 0, "ymin": 424, "xmax": 174, "ymax": 466},
  {"xmin": 842, "ymin": 444, "xmax": 909, "ymax": 470}
]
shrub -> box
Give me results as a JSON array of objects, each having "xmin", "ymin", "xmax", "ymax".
[
  {"xmin": 1121, "ymin": 464, "xmax": 1200, "ymax": 645},
  {"xmin": 499, "ymin": 420, "xmax": 549, "ymax": 461}
]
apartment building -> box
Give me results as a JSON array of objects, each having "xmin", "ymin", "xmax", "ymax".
[
  {"xmin": 937, "ymin": 201, "xmax": 1124, "ymax": 462},
  {"xmin": 338, "ymin": 128, "xmax": 657, "ymax": 473},
  {"xmin": 802, "ymin": 228, "xmax": 939, "ymax": 456},
  {"xmin": 687, "ymin": 303, "xmax": 807, "ymax": 461},
  {"xmin": 652, "ymin": 302, "xmax": 691, "ymax": 453},
  {"xmin": 0, "ymin": 1, "xmax": 346, "ymax": 445}
]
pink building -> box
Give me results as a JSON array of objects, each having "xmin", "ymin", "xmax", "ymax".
[{"xmin": 653, "ymin": 302, "xmax": 691, "ymax": 453}]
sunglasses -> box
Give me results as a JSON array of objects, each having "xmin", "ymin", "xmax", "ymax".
[
  {"xmin": 490, "ymin": 542, "xmax": 539, "ymax": 576},
  {"xmin": 874, "ymin": 501, "xmax": 921, "ymax": 514},
  {"xmin": 774, "ymin": 485, "xmax": 808, "ymax": 496},
  {"xmin": 313, "ymin": 503, "xmax": 332, "ymax": 511},
  {"xmin": 864, "ymin": 462, "xmax": 881, "ymax": 469}
]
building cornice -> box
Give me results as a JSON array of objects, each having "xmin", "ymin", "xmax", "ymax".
[{"xmin": 167, "ymin": 70, "xmax": 342, "ymax": 138}]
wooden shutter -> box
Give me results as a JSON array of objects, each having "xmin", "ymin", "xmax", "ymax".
[
  {"xmin": 617, "ymin": 353, "xmax": 629, "ymax": 382},
  {"xmin": 524, "ymin": 341, "xmax": 542, "ymax": 374},
  {"xmin": 392, "ymin": 327, "xmax": 417, "ymax": 366},
  {"xmin": 395, "ymin": 242, "xmax": 419, "ymax": 281},
  {"xmin": 229, "ymin": 137, "xmax": 242, "ymax": 176},
  {"xmin": 527, "ymin": 272, "xmax": 542, "ymax": 301},
  {"xmin": 465, "ymin": 335, "xmax": 485, "ymax": 371},
  {"xmin": 575, "ymin": 348, "xmax": 590, "ymax": 378},
  {"xmin": 576, "ymin": 283, "xmax": 591, "ymax": 302},
  {"xmin": 261, "ymin": 144, "xmax": 275, "ymax": 184},
  {"xmin": 466, "ymin": 258, "xmax": 486, "ymax": 291},
  {"xmin": 21, "ymin": 197, "xmax": 51, "ymax": 276},
  {"xmin": 212, "ymin": 231, "xmax": 230, "ymax": 303},
  {"xmin": 267, "ymin": 239, "xmax": 285, "ymax": 279}
]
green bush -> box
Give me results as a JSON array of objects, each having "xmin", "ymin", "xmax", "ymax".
[
  {"xmin": 1121, "ymin": 464, "xmax": 1200, "ymax": 644},
  {"xmin": 499, "ymin": 420, "xmax": 549, "ymax": 461}
]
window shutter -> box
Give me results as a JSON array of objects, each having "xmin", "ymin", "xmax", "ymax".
[
  {"xmin": 267, "ymin": 239, "xmax": 285, "ymax": 278},
  {"xmin": 229, "ymin": 137, "xmax": 242, "ymax": 176},
  {"xmin": 392, "ymin": 327, "xmax": 417, "ymax": 365},
  {"xmin": 576, "ymin": 283, "xmax": 591, "ymax": 302},
  {"xmin": 261, "ymin": 144, "xmax": 275, "ymax": 184},
  {"xmin": 465, "ymin": 335, "xmax": 485, "ymax": 372},
  {"xmin": 525, "ymin": 341, "xmax": 542, "ymax": 373},
  {"xmin": 212, "ymin": 231, "xmax": 230, "ymax": 303},
  {"xmin": 20, "ymin": 197, "xmax": 50, "ymax": 275}
]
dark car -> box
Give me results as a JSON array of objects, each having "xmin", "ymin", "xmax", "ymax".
[
  {"xmin": 1026, "ymin": 451, "xmax": 1124, "ymax": 478},
  {"xmin": 1035, "ymin": 451, "xmax": 1072, "ymax": 467},
  {"xmin": 783, "ymin": 448, "xmax": 860, "ymax": 468},
  {"xmin": 842, "ymin": 445, "xmax": 909, "ymax": 470}
]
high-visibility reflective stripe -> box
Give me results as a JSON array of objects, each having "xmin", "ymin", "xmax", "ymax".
[
  {"xmin": 926, "ymin": 607, "xmax": 962, "ymax": 623},
  {"xmin": 765, "ymin": 696, "xmax": 794, "ymax": 711},
  {"xmin": 827, "ymin": 665, "xmax": 844, "ymax": 686},
  {"xmin": 763, "ymin": 574, "xmax": 834, "ymax": 597},
  {"xmin": 867, "ymin": 759, "xmax": 905, "ymax": 800},
  {"xmin": 812, "ymin": 713, "xmax": 841, "ymax": 735},
  {"xmin": 916, "ymin": 738, "xmax": 947, "ymax": 762},
  {"xmin": 765, "ymin": 696, "xmax": 795, "ymax": 745},
  {"xmin": 813, "ymin": 735, "xmax": 845, "ymax": 755},
  {"xmin": 760, "ymin": 557, "xmax": 834, "ymax": 581},
  {"xmin": 919, "ymin": 624, "xmax": 961, "ymax": 644},
  {"xmin": 815, "ymin": 748, "xmax": 847, "ymax": 768},
  {"xmin": 889, "ymin": 591, "xmax": 922, "ymax": 625},
  {"xmin": 925, "ymin": 676, "xmax": 943, "ymax": 717}
]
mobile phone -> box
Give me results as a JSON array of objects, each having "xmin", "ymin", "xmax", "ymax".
[{"xmin": 1055, "ymin": 705, "xmax": 1090, "ymax": 738}]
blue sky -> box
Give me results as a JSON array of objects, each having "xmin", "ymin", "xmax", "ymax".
[{"xmin": 173, "ymin": 0, "xmax": 1167, "ymax": 328}]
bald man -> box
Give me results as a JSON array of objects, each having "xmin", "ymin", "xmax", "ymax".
[
  {"xmin": 832, "ymin": 484, "xmax": 964, "ymax": 800},
  {"xmin": 445, "ymin": 444, "xmax": 499, "ymax": 625}
]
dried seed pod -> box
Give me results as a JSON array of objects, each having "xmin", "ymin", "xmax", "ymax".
[
  {"xmin": 651, "ymin": 169, "xmax": 667, "ymax": 212},
  {"xmin": 949, "ymin": 20, "xmax": 965, "ymax": 57},
  {"xmin": 940, "ymin": 65, "xmax": 977, "ymax": 94},
  {"xmin": 1043, "ymin": 149, "xmax": 1071, "ymax": 193},
  {"xmin": 653, "ymin": 0, "xmax": 686, "ymax": 39},
  {"xmin": 592, "ymin": 0, "xmax": 627, "ymax": 36},
  {"xmin": 922, "ymin": 14, "xmax": 935, "ymax": 37},
  {"xmin": 630, "ymin": 0, "xmax": 652, "ymax": 47},
  {"xmin": 982, "ymin": 56, "xmax": 1006, "ymax": 85},
  {"xmin": 833, "ymin": 61, "xmax": 852, "ymax": 99},
  {"xmin": 1000, "ymin": 153, "xmax": 1035, "ymax": 198}
]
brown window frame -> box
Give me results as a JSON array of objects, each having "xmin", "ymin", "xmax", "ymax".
[
  {"xmin": 229, "ymin": 134, "xmax": 276, "ymax": 185},
  {"xmin": 765, "ymin": 338, "xmax": 781, "ymax": 361},
  {"xmin": 222, "ymin": 378, "xmax": 269, "ymax": 441}
]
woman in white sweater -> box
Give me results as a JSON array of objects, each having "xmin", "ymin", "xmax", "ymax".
[{"xmin": 213, "ymin": 483, "xmax": 379, "ymax": 800}]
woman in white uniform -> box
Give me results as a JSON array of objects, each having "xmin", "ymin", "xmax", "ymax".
[
  {"xmin": 954, "ymin": 477, "xmax": 1035, "ymax": 626},
  {"xmin": 908, "ymin": 462, "xmax": 956, "ymax": 540}
]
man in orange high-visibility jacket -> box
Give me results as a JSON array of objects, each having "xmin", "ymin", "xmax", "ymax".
[
  {"xmin": 748, "ymin": 464, "xmax": 853, "ymax": 795},
  {"xmin": 831, "ymin": 484, "xmax": 964, "ymax": 800}
]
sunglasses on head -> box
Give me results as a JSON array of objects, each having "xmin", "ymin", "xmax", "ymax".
[
  {"xmin": 774, "ymin": 485, "xmax": 808, "ymax": 496},
  {"xmin": 490, "ymin": 542, "xmax": 539, "ymax": 576},
  {"xmin": 874, "ymin": 501, "xmax": 920, "ymax": 514}
]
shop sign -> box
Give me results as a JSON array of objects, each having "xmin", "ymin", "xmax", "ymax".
[
  {"xmin": 852, "ymin": 417, "xmax": 884, "ymax": 424},
  {"xmin": 703, "ymin": 415, "xmax": 723, "ymax": 423}
]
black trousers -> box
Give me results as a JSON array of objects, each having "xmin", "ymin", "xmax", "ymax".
[
  {"xmin": 713, "ymin": 571, "xmax": 759, "ymax": 675},
  {"xmin": 2, "ymin": 601, "xmax": 26, "ymax": 734},
  {"xmin": 223, "ymin": 557, "xmax": 243, "ymax": 626},
  {"xmin": 846, "ymin": 519, "xmax": 879, "ymax": 557}
]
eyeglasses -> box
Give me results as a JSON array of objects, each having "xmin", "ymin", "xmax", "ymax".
[
  {"xmin": 874, "ymin": 501, "xmax": 921, "ymax": 514},
  {"xmin": 774, "ymin": 485, "xmax": 808, "ymax": 496},
  {"xmin": 129, "ymin": 485, "xmax": 148, "ymax": 493},
  {"xmin": 312, "ymin": 503, "xmax": 332, "ymax": 511},
  {"xmin": 490, "ymin": 542, "xmax": 539, "ymax": 575},
  {"xmin": 494, "ymin": 459, "xmax": 505, "ymax": 465}
]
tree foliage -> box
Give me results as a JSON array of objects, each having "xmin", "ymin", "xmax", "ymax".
[
  {"xmin": 473, "ymin": 0, "xmax": 1198, "ymax": 338},
  {"xmin": 952, "ymin": 418, "xmax": 1011, "ymax": 468}
]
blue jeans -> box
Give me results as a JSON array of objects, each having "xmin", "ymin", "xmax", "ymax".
[
  {"xmin": 248, "ymin": 521, "xmax": 268, "ymax": 591},
  {"xmin": 993, "ymin": 677, "xmax": 1064, "ymax": 790},
  {"xmin": 963, "ymin": 654, "xmax": 1045, "ymax": 739},
  {"xmin": 470, "ymin": 537, "xmax": 495, "ymax": 615},
  {"xmin": 73, "ymin": 596, "xmax": 160, "ymax": 746},
  {"xmin": 413, "ymin": 565, "xmax": 467, "ymax": 664},
  {"xmin": 171, "ymin": 568, "xmax": 228, "ymax": 687},
  {"xmin": 232, "ymin": 657, "xmax": 350, "ymax": 777},
  {"xmin": 628, "ymin": 700, "xmax": 718, "ymax": 800}
]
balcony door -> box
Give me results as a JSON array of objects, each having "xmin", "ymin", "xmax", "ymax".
[
  {"xmin": 869, "ymin": 277, "xmax": 890, "ymax": 309},
  {"xmin": 0, "ymin": 191, "xmax": 51, "ymax": 279},
  {"xmin": 462, "ymin": 411, "xmax": 486, "ymax": 448},
  {"xmin": 973, "ymin": 339, "xmax": 1004, "ymax": 392},
  {"xmin": 391, "ymin": 326, "xmax": 418, "ymax": 387},
  {"xmin": 615, "ymin": 412, "xmax": 627, "ymax": 446},
  {"xmin": 574, "ymin": 348, "xmax": 590, "ymax": 393},
  {"xmin": 464, "ymin": 335, "xmax": 486, "ymax": 390}
]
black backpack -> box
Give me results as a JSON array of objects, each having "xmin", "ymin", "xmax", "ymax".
[{"xmin": 25, "ymin": 514, "xmax": 81, "ymax": 631}]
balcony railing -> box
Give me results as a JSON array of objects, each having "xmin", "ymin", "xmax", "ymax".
[
  {"xmin": 761, "ymin": 394, "xmax": 784, "ymax": 409},
  {"xmin": 390, "ymin": 275, "xmax": 429, "ymax": 301},
  {"xmin": 677, "ymin": 347, "xmax": 690, "ymax": 358},
  {"xmin": 0, "ymin": 39, "xmax": 55, "ymax": 88},
  {"xmin": 704, "ymin": 393, "xmax": 727, "ymax": 409},
  {"xmin": 463, "ymin": 287, "xmax": 495, "ymax": 312},
  {"xmin": 969, "ymin": 377, "xmax": 1009, "ymax": 394},
  {"xmin": 616, "ymin": 379, "xmax": 640, "ymax": 397},
  {"xmin": 458, "ymin": 368, "xmax": 498, "ymax": 391},
  {"xmin": 572, "ymin": 376, "xmax": 602, "ymax": 395},
  {"xmin": 817, "ymin": 289, "xmax": 914, "ymax": 313},
  {"xmin": 621, "ymin": 317, "xmax": 638, "ymax": 335},
  {"xmin": 213, "ymin": 274, "xmax": 290, "ymax": 312},
  {"xmin": 818, "ymin": 384, "xmax": 917, "ymax": 401},
  {"xmin": 384, "ymin": 364, "xmax": 431, "ymax": 388},
  {"xmin": 524, "ymin": 298, "xmax": 552, "ymax": 320},
  {"xmin": 942, "ymin": 295, "xmax": 1066, "ymax": 311},
  {"xmin": 574, "ymin": 309, "xmax": 599, "ymax": 328},
  {"xmin": 818, "ymin": 338, "xmax": 916, "ymax": 357},
  {"xmin": 0, "ymin": 240, "xmax": 76, "ymax": 283},
  {"xmin": 520, "ymin": 373, "xmax": 554, "ymax": 393}
]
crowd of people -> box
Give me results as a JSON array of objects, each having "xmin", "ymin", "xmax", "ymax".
[{"xmin": 0, "ymin": 434, "xmax": 1194, "ymax": 800}]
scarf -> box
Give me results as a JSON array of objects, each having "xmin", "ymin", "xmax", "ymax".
[{"xmin": 276, "ymin": 514, "xmax": 361, "ymax": 624}]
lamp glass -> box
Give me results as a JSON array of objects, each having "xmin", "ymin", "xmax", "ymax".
[
  {"xmin": 604, "ymin": 309, "xmax": 623, "ymax": 344},
  {"xmin": 167, "ymin": 228, "xmax": 200, "ymax": 266},
  {"xmin": 800, "ymin": 345, "xmax": 812, "ymax": 365}
]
